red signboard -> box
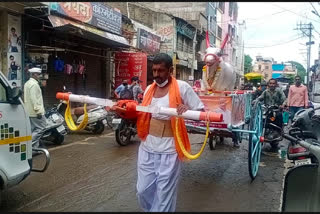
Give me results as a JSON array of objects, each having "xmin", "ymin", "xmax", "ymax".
[{"xmin": 114, "ymin": 52, "xmax": 147, "ymax": 90}]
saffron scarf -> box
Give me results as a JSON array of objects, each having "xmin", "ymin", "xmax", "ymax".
[{"xmin": 137, "ymin": 77, "xmax": 191, "ymax": 161}]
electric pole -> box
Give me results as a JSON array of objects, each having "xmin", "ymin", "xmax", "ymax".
[{"xmin": 294, "ymin": 22, "xmax": 314, "ymax": 84}]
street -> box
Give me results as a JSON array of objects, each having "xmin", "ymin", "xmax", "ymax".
[{"xmin": 0, "ymin": 128, "xmax": 285, "ymax": 212}]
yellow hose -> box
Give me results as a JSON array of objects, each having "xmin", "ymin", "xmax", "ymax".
[
  {"xmin": 64, "ymin": 100, "xmax": 89, "ymax": 131},
  {"xmin": 175, "ymin": 117, "xmax": 210, "ymax": 160}
]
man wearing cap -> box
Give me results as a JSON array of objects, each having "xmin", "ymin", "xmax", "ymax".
[
  {"xmin": 131, "ymin": 76, "xmax": 144, "ymax": 103},
  {"xmin": 24, "ymin": 67, "xmax": 46, "ymax": 148}
]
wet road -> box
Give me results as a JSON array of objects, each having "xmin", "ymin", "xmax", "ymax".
[{"xmin": 0, "ymin": 129, "xmax": 286, "ymax": 212}]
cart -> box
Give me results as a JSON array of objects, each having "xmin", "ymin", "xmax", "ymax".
[{"xmin": 185, "ymin": 90, "xmax": 264, "ymax": 180}]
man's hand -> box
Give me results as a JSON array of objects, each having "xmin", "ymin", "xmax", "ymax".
[
  {"xmin": 37, "ymin": 114, "xmax": 42, "ymax": 119},
  {"xmin": 177, "ymin": 104, "xmax": 189, "ymax": 115}
]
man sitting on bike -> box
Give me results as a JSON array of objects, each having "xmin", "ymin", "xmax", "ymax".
[{"xmin": 256, "ymin": 78, "xmax": 286, "ymax": 107}]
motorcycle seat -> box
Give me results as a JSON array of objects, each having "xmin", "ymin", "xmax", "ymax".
[{"xmin": 73, "ymin": 105, "xmax": 99, "ymax": 116}]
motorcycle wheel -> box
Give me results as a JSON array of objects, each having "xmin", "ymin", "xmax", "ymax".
[
  {"xmin": 92, "ymin": 121, "xmax": 105, "ymax": 134},
  {"xmin": 53, "ymin": 131, "xmax": 64, "ymax": 145},
  {"xmin": 115, "ymin": 120, "xmax": 132, "ymax": 146}
]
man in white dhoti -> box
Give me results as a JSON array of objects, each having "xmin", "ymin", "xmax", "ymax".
[{"xmin": 136, "ymin": 53, "xmax": 204, "ymax": 212}]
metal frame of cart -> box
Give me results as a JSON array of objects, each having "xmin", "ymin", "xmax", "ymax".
[{"xmin": 185, "ymin": 90, "xmax": 264, "ymax": 180}]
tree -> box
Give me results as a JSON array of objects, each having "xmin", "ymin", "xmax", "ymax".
[
  {"xmin": 244, "ymin": 54, "xmax": 253, "ymax": 74},
  {"xmin": 288, "ymin": 61, "xmax": 306, "ymax": 80}
]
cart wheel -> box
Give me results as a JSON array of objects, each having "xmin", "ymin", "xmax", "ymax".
[
  {"xmin": 208, "ymin": 136, "xmax": 216, "ymax": 150},
  {"xmin": 248, "ymin": 101, "xmax": 263, "ymax": 180}
]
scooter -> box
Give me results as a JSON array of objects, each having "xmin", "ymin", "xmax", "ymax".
[
  {"xmin": 273, "ymin": 107, "xmax": 320, "ymax": 212},
  {"xmin": 39, "ymin": 105, "xmax": 67, "ymax": 145},
  {"xmin": 57, "ymin": 101, "xmax": 113, "ymax": 134},
  {"xmin": 56, "ymin": 86, "xmax": 113, "ymax": 134}
]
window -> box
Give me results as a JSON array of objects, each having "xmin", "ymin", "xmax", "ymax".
[
  {"xmin": 0, "ymin": 82, "xmax": 7, "ymax": 103},
  {"xmin": 217, "ymin": 26, "xmax": 222, "ymax": 39},
  {"xmin": 229, "ymin": 2, "xmax": 234, "ymax": 17},
  {"xmin": 218, "ymin": 2, "xmax": 225, "ymax": 13},
  {"xmin": 265, "ymin": 66, "xmax": 269, "ymax": 70},
  {"xmin": 258, "ymin": 65, "xmax": 261, "ymax": 71},
  {"xmin": 208, "ymin": 15, "xmax": 217, "ymax": 34},
  {"xmin": 177, "ymin": 33, "xmax": 193, "ymax": 54}
]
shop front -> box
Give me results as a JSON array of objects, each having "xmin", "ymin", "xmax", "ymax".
[
  {"xmin": 0, "ymin": 2, "xmax": 42, "ymax": 88},
  {"xmin": 132, "ymin": 20, "xmax": 161, "ymax": 86},
  {"xmin": 23, "ymin": 2, "xmax": 130, "ymax": 107}
]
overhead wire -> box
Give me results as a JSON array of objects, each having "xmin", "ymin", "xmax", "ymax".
[
  {"xmin": 243, "ymin": 36, "xmax": 304, "ymax": 48},
  {"xmin": 271, "ymin": 3, "xmax": 320, "ymax": 24}
]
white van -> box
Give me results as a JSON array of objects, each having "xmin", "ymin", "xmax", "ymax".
[{"xmin": 0, "ymin": 71, "xmax": 50, "ymax": 205}]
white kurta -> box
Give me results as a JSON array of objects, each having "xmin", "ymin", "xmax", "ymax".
[
  {"xmin": 136, "ymin": 80, "xmax": 204, "ymax": 212},
  {"xmin": 24, "ymin": 78, "xmax": 45, "ymax": 117}
]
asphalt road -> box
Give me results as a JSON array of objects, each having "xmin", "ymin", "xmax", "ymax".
[{"xmin": 0, "ymin": 128, "xmax": 286, "ymax": 212}]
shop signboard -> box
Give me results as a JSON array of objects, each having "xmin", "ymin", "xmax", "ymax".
[
  {"xmin": 114, "ymin": 52, "xmax": 147, "ymax": 90},
  {"xmin": 7, "ymin": 14, "xmax": 22, "ymax": 88},
  {"xmin": 176, "ymin": 18, "xmax": 195, "ymax": 40},
  {"xmin": 49, "ymin": 2, "xmax": 122, "ymax": 35},
  {"xmin": 48, "ymin": 15, "xmax": 128, "ymax": 46},
  {"xmin": 137, "ymin": 28, "xmax": 161, "ymax": 54}
]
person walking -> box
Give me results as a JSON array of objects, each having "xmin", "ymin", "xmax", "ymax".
[
  {"xmin": 114, "ymin": 79, "xmax": 128, "ymax": 99},
  {"xmin": 287, "ymin": 75, "xmax": 309, "ymax": 120},
  {"xmin": 130, "ymin": 76, "xmax": 144, "ymax": 103},
  {"xmin": 282, "ymin": 84, "xmax": 290, "ymax": 125},
  {"xmin": 136, "ymin": 53, "xmax": 204, "ymax": 212},
  {"xmin": 24, "ymin": 67, "xmax": 46, "ymax": 148}
]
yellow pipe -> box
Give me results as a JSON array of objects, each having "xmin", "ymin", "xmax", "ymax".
[
  {"xmin": 175, "ymin": 117, "xmax": 210, "ymax": 160},
  {"xmin": 64, "ymin": 101, "xmax": 89, "ymax": 131}
]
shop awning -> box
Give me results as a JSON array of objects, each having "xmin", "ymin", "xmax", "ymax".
[
  {"xmin": 244, "ymin": 72, "xmax": 263, "ymax": 80},
  {"xmin": 48, "ymin": 15, "xmax": 130, "ymax": 48}
]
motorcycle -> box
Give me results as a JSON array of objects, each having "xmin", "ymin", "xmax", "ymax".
[
  {"xmin": 111, "ymin": 112, "xmax": 137, "ymax": 146},
  {"xmin": 262, "ymin": 105, "xmax": 284, "ymax": 151},
  {"xmin": 286, "ymin": 108, "xmax": 318, "ymax": 165},
  {"xmin": 271, "ymin": 107, "xmax": 320, "ymax": 212},
  {"xmin": 40, "ymin": 106, "xmax": 67, "ymax": 145}
]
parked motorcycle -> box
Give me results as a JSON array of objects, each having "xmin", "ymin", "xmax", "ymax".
[
  {"xmin": 262, "ymin": 105, "xmax": 284, "ymax": 151},
  {"xmin": 269, "ymin": 107, "xmax": 320, "ymax": 211},
  {"xmin": 111, "ymin": 112, "xmax": 137, "ymax": 146},
  {"xmin": 40, "ymin": 106, "xmax": 67, "ymax": 145}
]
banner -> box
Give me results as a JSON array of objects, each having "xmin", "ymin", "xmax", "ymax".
[
  {"xmin": 137, "ymin": 28, "xmax": 161, "ymax": 54},
  {"xmin": 49, "ymin": 2, "xmax": 122, "ymax": 35},
  {"xmin": 114, "ymin": 52, "xmax": 147, "ymax": 90},
  {"xmin": 7, "ymin": 14, "xmax": 22, "ymax": 88},
  {"xmin": 48, "ymin": 15, "xmax": 128, "ymax": 46},
  {"xmin": 199, "ymin": 96, "xmax": 232, "ymax": 125}
]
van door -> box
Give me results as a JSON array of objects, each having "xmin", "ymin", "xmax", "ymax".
[{"xmin": 0, "ymin": 73, "xmax": 32, "ymax": 188}]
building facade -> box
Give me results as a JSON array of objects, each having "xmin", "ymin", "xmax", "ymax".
[{"xmin": 253, "ymin": 55, "xmax": 274, "ymax": 81}]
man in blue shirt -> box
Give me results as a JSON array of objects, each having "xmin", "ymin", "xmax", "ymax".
[{"xmin": 114, "ymin": 79, "xmax": 128, "ymax": 98}]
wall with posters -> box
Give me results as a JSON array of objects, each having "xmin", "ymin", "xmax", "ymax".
[
  {"xmin": 114, "ymin": 52, "xmax": 147, "ymax": 90},
  {"xmin": 7, "ymin": 14, "xmax": 22, "ymax": 88}
]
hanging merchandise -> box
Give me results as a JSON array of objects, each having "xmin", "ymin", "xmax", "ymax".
[
  {"xmin": 64, "ymin": 64, "xmax": 73, "ymax": 75},
  {"xmin": 78, "ymin": 59, "xmax": 85, "ymax": 75},
  {"xmin": 54, "ymin": 57, "xmax": 65, "ymax": 72}
]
